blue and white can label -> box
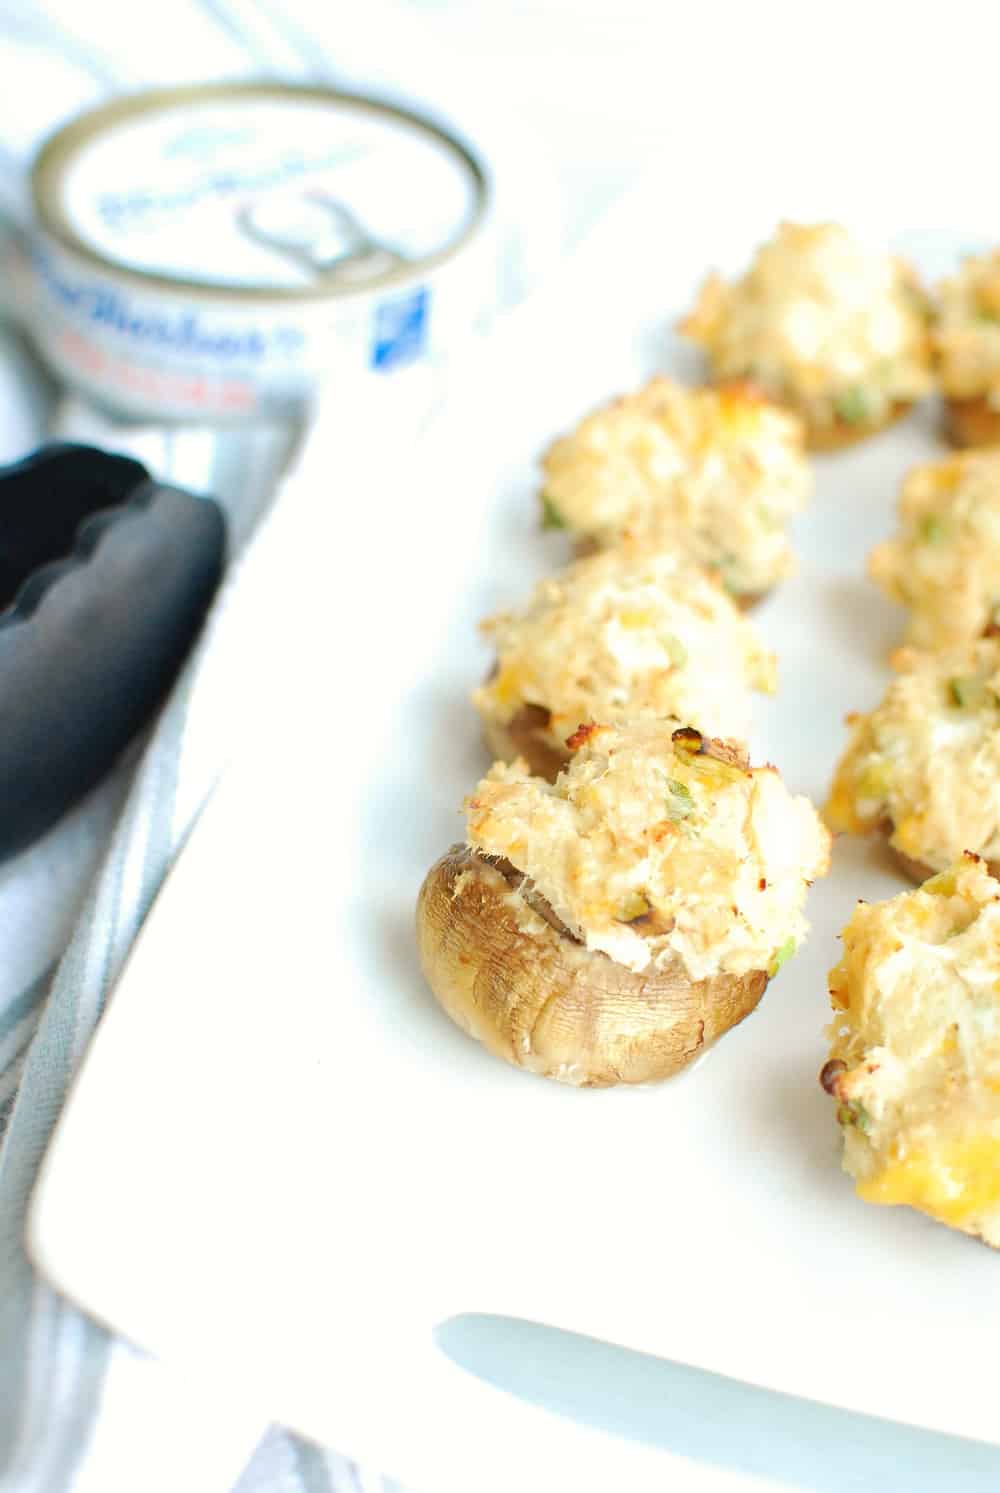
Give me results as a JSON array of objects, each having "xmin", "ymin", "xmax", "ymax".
[{"xmin": 28, "ymin": 84, "xmax": 491, "ymax": 420}]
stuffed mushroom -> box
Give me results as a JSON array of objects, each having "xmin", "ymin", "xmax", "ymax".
[
  {"xmin": 826, "ymin": 638, "xmax": 1000, "ymax": 881},
  {"xmin": 934, "ymin": 250, "xmax": 1000, "ymax": 448},
  {"xmin": 417, "ymin": 720, "xmax": 830, "ymax": 1086},
  {"xmin": 823, "ymin": 854, "xmax": 1000, "ymax": 1246},
  {"xmin": 473, "ymin": 542, "xmax": 776, "ymax": 780},
  {"xmin": 539, "ymin": 376, "xmax": 810, "ymax": 605},
  {"xmin": 679, "ymin": 221, "xmax": 932, "ymax": 449},
  {"xmin": 868, "ymin": 451, "xmax": 1000, "ymax": 650}
]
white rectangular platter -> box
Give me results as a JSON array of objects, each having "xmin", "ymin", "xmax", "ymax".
[{"xmin": 29, "ymin": 173, "xmax": 1000, "ymax": 1493}]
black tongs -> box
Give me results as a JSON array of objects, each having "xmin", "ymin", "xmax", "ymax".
[{"xmin": 0, "ymin": 444, "xmax": 226, "ymax": 861}]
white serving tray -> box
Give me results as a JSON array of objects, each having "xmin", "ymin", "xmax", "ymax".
[{"xmin": 28, "ymin": 172, "xmax": 1000, "ymax": 1492}]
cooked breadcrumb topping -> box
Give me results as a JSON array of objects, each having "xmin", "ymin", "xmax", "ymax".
[
  {"xmin": 935, "ymin": 250, "xmax": 1000, "ymax": 406},
  {"xmin": 679, "ymin": 222, "xmax": 931, "ymax": 432},
  {"xmin": 868, "ymin": 451, "xmax": 1000, "ymax": 649},
  {"xmin": 474, "ymin": 543, "xmax": 776, "ymax": 748},
  {"xmin": 827, "ymin": 639, "xmax": 1000, "ymax": 871},
  {"xmin": 826, "ymin": 855, "xmax": 1000, "ymax": 1245},
  {"xmin": 539, "ymin": 376, "xmax": 809, "ymax": 599},
  {"xmin": 465, "ymin": 720, "xmax": 830, "ymax": 981}
]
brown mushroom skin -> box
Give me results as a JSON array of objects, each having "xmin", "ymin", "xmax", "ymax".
[
  {"xmin": 943, "ymin": 396, "xmax": 1000, "ymax": 450},
  {"xmin": 416, "ymin": 845, "xmax": 769, "ymax": 1087},
  {"xmin": 732, "ymin": 590, "xmax": 766, "ymax": 613},
  {"xmin": 481, "ymin": 705, "xmax": 568, "ymax": 783}
]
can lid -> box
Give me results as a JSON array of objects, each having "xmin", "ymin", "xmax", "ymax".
[{"xmin": 32, "ymin": 82, "xmax": 491, "ymax": 302}]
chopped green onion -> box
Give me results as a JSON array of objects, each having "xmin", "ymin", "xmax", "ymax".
[
  {"xmin": 857, "ymin": 760, "xmax": 892, "ymax": 800},
  {"xmin": 949, "ymin": 676, "xmax": 988, "ymax": 710},
  {"xmin": 617, "ymin": 891, "xmax": 650, "ymax": 923},
  {"xmin": 837, "ymin": 1100, "xmax": 872, "ymax": 1134},
  {"xmin": 664, "ymin": 633, "xmax": 688, "ymax": 668},
  {"xmin": 975, "ymin": 291, "xmax": 1000, "ymax": 323},
  {"xmin": 920, "ymin": 513, "xmax": 947, "ymax": 544},
  {"xmin": 665, "ymin": 779, "xmax": 695, "ymax": 820},
  {"xmin": 540, "ymin": 493, "xmax": 565, "ymax": 530},
  {"xmin": 902, "ymin": 283, "xmax": 929, "ymax": 319},
  {"xmin": 768, "ymin": 936, "xmax": 796, "ymax": 978},
  {"xmin": 716, "ymin": 555, "xmax": 740, "ymax": 595},
  {"xmin": 833, "ymin": 386, "xmax": 870, "ymax": 425}
]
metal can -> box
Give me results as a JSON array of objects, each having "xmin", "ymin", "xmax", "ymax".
[{"xmin": 24, "ymin": 81, "xmax": 493, "ymax": 422}]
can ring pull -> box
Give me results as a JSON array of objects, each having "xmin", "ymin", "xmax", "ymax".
[{"xmin": 235, "ymin": 191, "xmax": 409, "ymax": 286}]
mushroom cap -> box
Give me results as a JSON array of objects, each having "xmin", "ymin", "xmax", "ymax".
[
  {"xmin": 416, "ymin": 844, "xmax": 768, "ymax": 1087},
  {"xmin": 944, "ymin": 395, "xmax": 1000, "ymax": 450}
]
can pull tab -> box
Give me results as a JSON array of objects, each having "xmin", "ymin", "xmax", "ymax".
[{"xmin": 236, "ymin": 191, "xmax": 409, "ymax": 287}]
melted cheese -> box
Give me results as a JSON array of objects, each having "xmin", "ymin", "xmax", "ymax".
[
  {"xmin": 466, "ymin": 720, "xmax": 830, "ymax": 981},
  {"xmin": 540, "ymin": 376, "xmax": 810, "ymax": 599},
  {"xmin": 858, "ymin": 1138, "xmax": 1000, "ymax": 1228},
  {"xmin": 868, "ymin": 451, "xmax": 1000, "ymax": 649},
  {"xmin": 826, "ymin": 855, "xmax": 1000, "ymax": 1245},
  {"xmin": 474, "ymin": 543, "xmax": 776, "ymax": 747},
  {"xmin": 680, "ymin": 222, "xmax": 931, "ymax": 432},
  {"xmin": 826, "ymin": 638, "xmax": 1000, "ymax": 870}
]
